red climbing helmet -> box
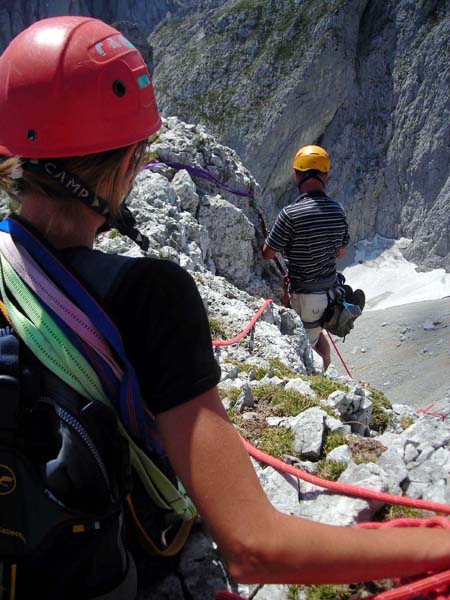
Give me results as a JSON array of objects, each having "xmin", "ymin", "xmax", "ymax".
[{"xmin": 0, "ymin": 16, "xmax": 161, "ymax": 158}]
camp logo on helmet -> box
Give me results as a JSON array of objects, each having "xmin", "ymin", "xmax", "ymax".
[
  {"xmin": 89, "ymin": 33, "xmax": 153, "ymax": 93},
  {"xmin": 0, "ymin": 464, "xmax": 16, "ymax": 495},
  {"xmin": 93, "ymin": 34, "xmax": 136, "ymax": 57}
]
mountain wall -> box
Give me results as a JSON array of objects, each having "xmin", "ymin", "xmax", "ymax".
[
  {"xmin": 0, "ymin": 0, "xmax": 202, "ymax": 55},
  {"xmin": 150, "ymin": 0, "xmax": 450, "ymax": 271},
  {"xmin": 1, "ymin": 0, "xmax": 449, "ymax": 271}
]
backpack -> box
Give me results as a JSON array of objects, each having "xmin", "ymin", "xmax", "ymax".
[
  {"xmin": 0, "ymin": 218, "xmax": 196, "ymax": 598},
  {"xmin": 0, "ymin": 317, "xmax": 136, "ymax": 599},
  {"xmin": 322, "ymin": 277, "xmax": 364, "ymax": 339},
  {"xmin": 322, "ymin": 300, "xmax": 362, "ymax": 338}
]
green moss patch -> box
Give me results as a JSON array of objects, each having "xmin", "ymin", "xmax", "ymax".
[
  {"xmin": 305, "ymin": 376, "xmax": 349, "ymax": 400},
  {"xmin": 376, "ymin": 504, "xmax": 432, "ymax": 522},
  {"xmin": 209, "ymin": 317, "xmax": 228, "ymax": 340},
  {"xmin": 224, "ymin": 358, "xmax": 267, "ymax": 380},
  {"xmin": 219, "ymin": 387, "xmax": 242, "ymax": 410},
  {"xmin": 289, "ymin": 577, "xmax": 396, "ymax": 599},
  {"xmin": 400, "ymin": 416, "xmax": 415, "ymax": 430},
  {"xmin": 268, "ymin": 358, "xmax": 297, "ymax": 378},
  {"xmin": 253, "ymin": 385, "xmax": 317, "ymax": 417},
  {"xmin": 322, "ymin": 431, "xmax": 348, "ymax": 455},
  {"xmin": 315, "ymin": 459, "xmax": 347, "ymax": 482},
  {"xmin": 368, "ymin": 387, "xmax": 392, "ymax": 433},
  {"xmin": 259, "ymin": 426, "xmax": 294, "ymax": 458}
]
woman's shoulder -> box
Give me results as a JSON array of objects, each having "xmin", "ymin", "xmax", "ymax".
[{"xmin": 60, "ymin": 247, "xmax": 196, "ymax": 301}]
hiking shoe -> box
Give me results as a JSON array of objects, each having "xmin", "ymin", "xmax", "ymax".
[
  {"xmin": 351, "ymin": 289, "xmax": 365, "ymax": 311},
  {"xmin": 343, "ymin": 285, "xmax": 353, "ymax": 300}
]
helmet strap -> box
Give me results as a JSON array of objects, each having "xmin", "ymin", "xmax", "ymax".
[
  {"xmin": 21, "ymin": 159, "xmax": 149, "ymax": 251},
  {"xmin": 298, "ymin": 170, "xmax": 326, "ymax": 190}
]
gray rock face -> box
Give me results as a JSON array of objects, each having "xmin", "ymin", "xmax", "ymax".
[
  {"xmin": 0, "ymin": 0, "xmax": 203, "ymax": 54},
  {"xmin": 327, "ymin": 386, "xmax": 373, "ymax": 435},
  {"xmin": 149, "ymin": 0, "xmax": 450, "ymax": 271},
  {"xmin": 197, "ymin": 194, "xmax": 255, "ymax": 288},
  {"xmin": 289, "ymin": 407, "xmax": 327, "ymax": 459},
  {"xmin": 3, "ymin": 1, "xmax": 448, "ymax": 272}
]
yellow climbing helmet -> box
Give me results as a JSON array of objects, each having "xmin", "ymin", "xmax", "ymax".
[{"xmin": 292, "ymin": 145, "xmax": 330, "ymax": 173}]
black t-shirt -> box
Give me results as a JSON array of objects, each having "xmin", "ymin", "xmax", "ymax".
[
  {"xmin": 102, "ymin": 256, "xmax": 221, "ymax": 414},
  {"xmin": 60, "ymin": 251, "xmax": 222, "ymax": 415}
]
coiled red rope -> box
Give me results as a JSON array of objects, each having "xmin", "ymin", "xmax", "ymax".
[{"xmin": 359, "ymin": 519, "xmax": 450, "ymax": 600}]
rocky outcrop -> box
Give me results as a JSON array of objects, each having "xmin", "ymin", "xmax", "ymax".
[{"xmin": 150, "ymin": 0, "xmax": 450, "ymax": 271}]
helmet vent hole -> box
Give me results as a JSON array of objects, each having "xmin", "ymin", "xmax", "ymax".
[
  {"xmin": 112, "ymin": 80, "xmax": 126, "ymax": 97},
  {"xmin": 27, "ymin": 129, "xmax": 36, "ymax": 141}
]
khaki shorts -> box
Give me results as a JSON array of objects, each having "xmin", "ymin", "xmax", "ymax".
[{"xmin": 290, "ymin": 292, "xmax": 329, "ymax": 347}]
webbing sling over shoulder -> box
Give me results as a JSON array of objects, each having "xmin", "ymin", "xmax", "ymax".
[
  {"xmin": 61, "ymin": 246, "xmax": 197, "ymax": 555},
  {"xmin": 0, "ymin": 217, "xmax": 196, "ymax": 555}
]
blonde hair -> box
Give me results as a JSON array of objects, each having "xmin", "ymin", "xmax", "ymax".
[
  {"xmin": 0, "ymin": 141, "xmax": 147, "ymax": 222},
  {"xmin": 0, "ymin": 156, "xmax": 20, "ymax": 195}
]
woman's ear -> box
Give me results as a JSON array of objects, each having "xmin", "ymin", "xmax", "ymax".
[
  {"xmin": 118, "ymin": 143, "xmax": 141, "ymax": 198},
  {"xmin": 119, "ymin": 143, "xmax": 139, "ymax": 180}
]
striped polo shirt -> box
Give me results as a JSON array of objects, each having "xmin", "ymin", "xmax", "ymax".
[{"xmin": 265, "ymin": 191, "xmax": 349, "ymax": 284}]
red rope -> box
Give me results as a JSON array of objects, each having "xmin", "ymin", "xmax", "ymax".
[
  {"xmin": 326, "ymin": 329, "xmax": 353, "ymax": 377},
  {"xmin": 417, "ymin": 403, "xmax": 446, "ymax": 420},
  {"xmin": 240, "ymin": 434, "xmax": 450, "ymax": 515},
  {"xmin": 212, "ymin": 299, "xmax": 272, "ymax": 348},
  {"xmin": 240, "ymin": 436, "xmax": 450, "ymax": 599},
  {"xmin": 360, "ymin": 517, "xmax": 450, "ymax": 599},
  {"xmin": 367, "ymin": 570, "xmax": 450, "ymax": 600}
]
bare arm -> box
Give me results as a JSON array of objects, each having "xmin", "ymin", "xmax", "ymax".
[
  {"xmin": 156, "ymin": 388, "xmax": 450, "ymax": 584},
  {"xmin": 262, "ymin": 243, "xmax": 277, "ymax": 260},
  {"xmin": 336, "ymin": 246, "xmax": 345, "ymax": 259}
]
